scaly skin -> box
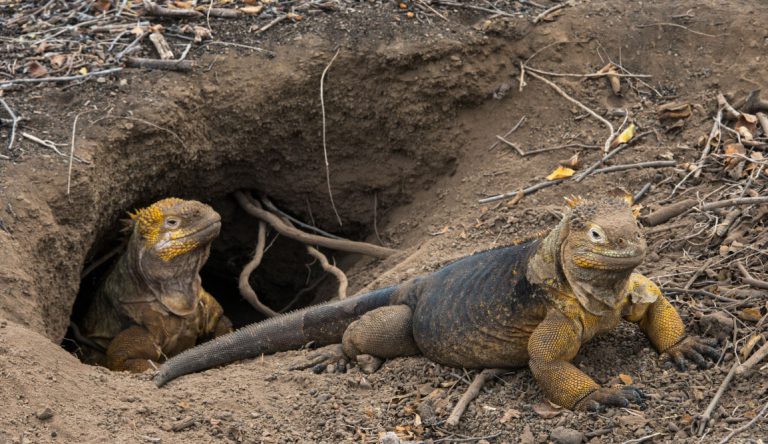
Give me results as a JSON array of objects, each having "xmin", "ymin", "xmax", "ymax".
[
  {"xmin": 154, "ymin": 195, "xmax": 718, "ymax": 410},
  {"xmin": 79, "ymin": 198, "xmax": 232, "ymax": 372}
]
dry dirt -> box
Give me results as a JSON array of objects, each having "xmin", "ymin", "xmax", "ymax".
[{"xmin": 1, "ymin": 0, "xmax": 767, "ymax": 443}]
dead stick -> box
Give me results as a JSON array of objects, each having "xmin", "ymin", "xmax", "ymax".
[
  {"xmin": 144, "ymin": 0, "xmax": 202, "ymax": 18},
  {"xmin": 642, "ymin": 199, "xmax": 698, "ymax": 226},
  {"xmin": 694, "ymin": 108, "xmax": 722, "ymax": 179},
  {"xmin": 696, "ymin": 360, "xmax": 739, "ymax": 435},
  {"xmin": 149, "ymin": 32, "xmax": 174, "ymax": 60},
  {"xmin": 735, "ymin": 341, "xmax": 768, "ymax": 376},
  {"xmin": 234, "ymin": 191, "xmax": 397, "ymax": 258},
  {"xmin": 532, "ymin": 2, "xmax": 569, "ymax": 24},
  {"xmin": 0, "ymin": 98, "xmax": 19, "ymax": 153},
  {"xmin": 445, "ymin": 368, "xmax": 505, "ymax": 428},
  {"xmin": 320, "ymin": 48, "xmax": 343, "ymax": 227},
  {"xmin": 736, "ymin": 262, "xmax": 768, "ymax": 290},
  {"xmin": 590, "ymin": 160, "xmax": 676, "ymax": 175},
  {"xmin": 478, "ymin": 179, "xmax": 566, "ymax": 204},
  {"xmin": 253, "ymin": 14, "xmax": 288, "ymax": 34},
  {"xmin": 718, "ymin": 400, "xmax": 768, "ymax": 444},
  {"xmin": 525, "ymin": 66, "xmax": 651, "ymax": 79},
  {"xmin": 306, "ymin": 247, "xmax": 348, "ymax": 299},
  {"xmin": 125, "ymin": 57, "xmax": 194, "ymax": 72},
  {"xmin": 575, "ymin": 130, "xmax": 654, "ymax": 182},
  {"xmin": 489, "ymin": 116, "xmax": 526, "ymax": 150},
  {"xmin": 238, "ymin": 217, "xmax": 278, "ymax": 317},
  {"xmin": 525, "ymin": 68, "xmax": 616, "ymax": 153},
  {"xmin": 67, "ymin": 112, "xmax": 85, "ymax": 196}
]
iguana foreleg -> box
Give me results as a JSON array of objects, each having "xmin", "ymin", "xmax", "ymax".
[
  {"xmin": 528, "ymin": 311, "xmax": 643, "ymax": 410},
  {"xmin": 625, "ymin": 274, "xmax": 719, "ymax": 370},
  {"xmin": 106, "ymin": 325, "xmax": 163, "ymax": 372}
]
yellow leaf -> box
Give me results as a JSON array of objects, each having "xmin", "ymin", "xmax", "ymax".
[
  {"xmin": 546, "ymin": 166, "xmax": 575, "ymax": 181},
  {"xmin": 79, "ymin": 67, "xmax": 88, "ymax": 76},
  {"xmin": 619, "ymin": 373, "xmax": 633, "ymax": 385},
  {"xmin": 240, "ymin": 5, "xmax": 263, "ymax": 14},
  {"xmin": 613, "ymin": 123, "xmax": 636, "ymax": 146}
]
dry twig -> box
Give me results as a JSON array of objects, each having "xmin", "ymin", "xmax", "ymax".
[
  {"xmin": 306, "ymin": 246, "xmax": 348, "ymax": 300},
  {"xmin": 736, "ymin": 262, "xmax": 768, "ymax": 290},
  {"xmin": 0, "ymin": 67, "xmax": 124, "ymax": 88},
  {"xmin": 718, "ymin": 399, "xmax": 768, "ymax": 444},
  {"xmin": 695, "ymin": 359, "xmax": 739, "ymax": 435},
  {"xmin": 126, "ymin": 57, "xmax": 194, "ymax": 72},
  {"xmin": 0, "ymin": 98, "xmax": 19, "ymax": 153},
  {"xmin": 445, "ymin": 368, "xmax": 505, "ymax": 428},
  {"xmin": 524, "ymin": 69, "xmax": 616, "ymax": 153},
  {"xmin": 67, "ymin": 112, "xmax": 86, "ymax": 196},
  {"xmin": 635, "ymin": 22, "xmax": 723, "ymax": 38}
]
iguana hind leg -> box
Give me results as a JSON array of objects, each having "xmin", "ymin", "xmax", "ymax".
[
  {"xmin": 295, "ymin": 305, "xmax": 420, "ymax": 374},
  {"xmin": 106, "ymin": 325, "xmax": 163, "ymax": 372}
]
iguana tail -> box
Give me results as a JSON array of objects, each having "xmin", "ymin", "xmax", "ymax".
[{"xmin": 154, "ymin": 286, "xmax": 397, "ymax": 387}]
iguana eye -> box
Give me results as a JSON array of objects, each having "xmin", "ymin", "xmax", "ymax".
[
  {"xmin": 588, "ymin": 227, "xmax": 605, "ymax": 243},
  {"xmin": 165, "ymin": 218, "xmax": 180, "ymax": 228}
]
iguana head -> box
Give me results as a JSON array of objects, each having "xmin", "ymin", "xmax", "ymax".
[
  {"xmin": 129, "ymin": 198, "xmax": 221, "ymax": 262},
  {"xmin": 527, "ymin": 193, "xmax": 646, "ymax": 314},
  {"xmin": 125, "ymin": 198, "xmax": 221, "ymax": 315}
]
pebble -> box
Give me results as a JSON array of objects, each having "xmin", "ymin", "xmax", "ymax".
[
  {"xmin": 550, "ymin": 427, "xmax": 584, "ymax": 444},
  {"xmin": 519, "ymin": 425, "xmax": 535, "ymax": 444},
  {"xmin": 36, "ymin": 407, "xmax": 54, "ymax": 421}
]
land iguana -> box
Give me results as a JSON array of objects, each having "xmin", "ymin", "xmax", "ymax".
[
  {"xmin": 154, "ymin": 194, "xmax": 718, "ymax": 410},
  {"xmin": 78, "ymin": 198, "xmax": 232, "ymax": 372}
]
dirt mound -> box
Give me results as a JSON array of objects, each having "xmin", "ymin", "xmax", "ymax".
[{"xmin": 1, "ymin": 0, "xmax": 767, "ymax": 442}]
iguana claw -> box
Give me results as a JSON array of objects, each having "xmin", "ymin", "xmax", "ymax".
[
  {"xmin": 290, "ymin": 344, "xmax": 348, "ymax": 373},
  {"xmin": 663, "ymin": 336, "xmax": 720, "ymax": 371},
  {"xmin": 575, "ymin": 386, "xmax": 646, "ymax": 412}
]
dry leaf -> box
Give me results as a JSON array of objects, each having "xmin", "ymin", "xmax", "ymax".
[
  {"xmin": 149, "ymin": 24, "xmax": 164, "ymax": 33},
  {"xmin": 619, "ymin": 373, "xmax": 633, "ymax": 385},
  {"xmin": 93, "ymin": 0, "xmax": 112, "ymax": 12},
  {"xmin": 240, "ymin": 5, "xmax": 264, "ymax": 14},
  {"xmin": 559, "ymin": 152, "xmax": 582, "ymax": 169},
  {"xmin": 500, "ymin": 408, "xmax": 521, "ymax": 423},
  {"xmin": 532, "ymin": 401, "xmax": 562, "ymax": 419},
  {"xmin": 286, "ymin": 12, "xmax": 302, "ymax": 20},
  {"xmin": 658, "ymin": 102, "xmax": 692, "ymax": 120},
  {"xmin": 193, "ymin": 26, "xmax": 212, "ymax": 42},
  {"xmin": 612, "ymin": 123, "xmax": 636, "ymax": 147},
  {"xmin": 546, "ymin": 166, "xmax": 575, "ymax": 181},
  {"xmin": 49, "ymin": 54, "xmax": 68, "ymax": 69},
  {"xmin": 740, "ymin": 334, "xmax": 764, "ymax": 361},
  {"xmin": 131, "ymin": 25, "xmax": 145, "ymax": 36},
  {"xmin": 723, "ymin": 143, "xmax": 746, "ymax": 170},
  {"xmin": 739, "ymin": 307, "xmax": 762, "ymax": 323},
  {"xmin": 78, "ymin": 67, "xmax": 88, "ymax": 76},
  {"xmin": 172, "ymin": 0, "xmax": 193, "ymax": 8},
  {"xmin": 27, "ymin": 61, "xmax": 48, "ymax": 78}
]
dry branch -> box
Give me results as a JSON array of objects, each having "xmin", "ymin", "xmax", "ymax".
[
  {"xmin": 445, "ymin": 369, "xmax": 505, "ymax": 428},
  {"xmin": 0, "ymin": 98, "xmax": 19, "ymax": 153},
  {"xmin": 126, "ymin": 57, "xmax": 194, "ymax": 72},
  {"xmin": 644, "ymin": 197, "xmax": 768, "ymax": 226},
  {"xmin": 532, "ymin": 2, "xmax": 570, "ymax": 24},
  {"xmin": 479, "ymin": 179, "xmax": 566, "ymax": 205},
  {"xmin": 149, "ymin": 32, "xmax": 174, "ymax": 60},
  {"xmin": 261, "ymin": 196, "xmax": 343, "ymax": 240},
  {"xmin": 144, "ymin": 0, "xmax": 202, "ymax": 18},
  {"xmin": 1, "ymin": 68, "xmax": 123, "ymax": 88},
  {"xmin": 696, "ymin": 360, "xmax": 739, "ymax": 435},
  {"xmin": 524, "ymin": 69, "xmax": 616, "ymax": 153},
  {"xmin": 524, "ymin": 66, "xmax": 651, "ymax": 79},
  {"xmin": 736, "ymin": 262, "xmax": 768, "ymax": 290},
  {"xmin": 234, "ymin": 191, "xmax": 397, "ymax": 258}
]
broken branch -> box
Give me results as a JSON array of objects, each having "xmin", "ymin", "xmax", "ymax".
[
  {"xmin": 524, "ymin": 69, "xmax": 616, "ymax": 153},
  {"xmin": 125, "ymin": 57, "xmax": 194, "ymax": 72},
  {"xmin": 445, "ymin": 368, "xmax": 505, "ymax": 428}
]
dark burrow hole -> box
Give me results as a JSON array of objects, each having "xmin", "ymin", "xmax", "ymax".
[{"xmin": 63, "ymin": 193, "xmax": 359, "ymax": 364}]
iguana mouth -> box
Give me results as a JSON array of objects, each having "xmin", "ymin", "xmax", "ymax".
[{"xmin": 573, "ymin": 251, "xmax": 644, "ymax": 270}]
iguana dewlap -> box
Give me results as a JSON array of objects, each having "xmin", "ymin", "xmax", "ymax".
[
  {"xmin": 155, "ymin": 195, "xmax": 717, "ymax": 410},
  {"xmin": 79, "ymin": 198, "xmax": 232, "ymax": 372}
]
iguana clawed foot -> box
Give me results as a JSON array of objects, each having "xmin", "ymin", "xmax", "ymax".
[
  {"xmin": 662, "ymin": 336, "xmax": 720, "ymax": 371},
  {"xmin": 290, "ymin": 344, "xmax": 348, "ymax": 373},
  {"xmin": 291, "ymin": 344, "xmax": 386, "ymax": 374},
  {"xmin": 576, "ymin": 386, "xmax": 646, "ymax": 411}
]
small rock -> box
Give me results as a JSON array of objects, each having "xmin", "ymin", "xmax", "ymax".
[
  {"xmin": 380, "ymin": 431, "xmax": 400, "ymax": 444},
  {"xmin": 699, "ymin": 312, "xmax": 733, "ymax": 341},
  {"xmin": 550, "ymin": 427, "xmax": 584, "ymax": 444},
  {"xmin": 358, "ymin": 377, "xmax": 372, "ymax": 390},
  {"xmin": 36, "ymin": 407, "xmax": 54, "ymax": 421},
  {"xmin": 667, "ymin": 421, "xmax": 679, "ymax": 432}
]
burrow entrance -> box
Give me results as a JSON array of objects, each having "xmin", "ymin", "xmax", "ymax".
[{"xmin": 54, "ymin": 37, "xmax": 516, "ymax": 363}]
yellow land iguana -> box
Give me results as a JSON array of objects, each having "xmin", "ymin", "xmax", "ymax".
[
  {"xmin": 154, "ymin": 194, "xmax": 718, "ymax": 411},
  {"xmin": 79, "ymin": 198, "xmax": 232, "ymax": 372}
]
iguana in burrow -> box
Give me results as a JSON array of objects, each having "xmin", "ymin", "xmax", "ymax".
[
  {"xmin": 154, "ymin": 194, "xmax": 718, "ymax": 410},
  {"xmin": 78, "ymin": 198, "xmax": 232, "ymax": 372}
]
